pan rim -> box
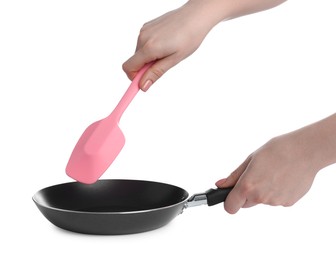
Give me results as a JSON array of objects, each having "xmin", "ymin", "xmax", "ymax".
[{"xmin": 32, "ymin": 179, "xmax": 189, "ymax": 215}]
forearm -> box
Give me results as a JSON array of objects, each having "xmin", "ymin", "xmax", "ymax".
[
  {"xmin": 185, "ymin": 0, "xmax": 287, "ymax": 28},
  {"xmin": 294, "ymin": 113, "xmax": 336, "ymax": 171}
]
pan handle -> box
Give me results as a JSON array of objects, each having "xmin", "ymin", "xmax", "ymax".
[
  {"xmin": 186, "ymin": 187, "xmax": 233, "ymax": 208},
  {"xmin": 206, "ymin": 187, "xmax": 232, "ymax": 206}
]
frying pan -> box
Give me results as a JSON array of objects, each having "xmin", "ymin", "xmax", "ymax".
[{"xmin": 33, "ymin": 179, "xmax": 232, "ymax": 235}]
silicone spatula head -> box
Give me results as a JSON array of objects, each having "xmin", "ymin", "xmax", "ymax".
[{"xmin": 66, "ymin": 63, "xmax": 152, "ymax": 184}]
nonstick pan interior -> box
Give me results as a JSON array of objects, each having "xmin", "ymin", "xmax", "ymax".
[{"xmin": 33, "ymin": 179, "xmax": 189, "ymax": 235}]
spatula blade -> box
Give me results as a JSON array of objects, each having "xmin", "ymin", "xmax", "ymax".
[{"xmin": 66, "ymin": 120, "xmax": 125, "ymax": 184}]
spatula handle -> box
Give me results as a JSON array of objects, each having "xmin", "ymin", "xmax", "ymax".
[{"xmin": 111, "ymin": 62, "xmax": 153, "ymax": 122}]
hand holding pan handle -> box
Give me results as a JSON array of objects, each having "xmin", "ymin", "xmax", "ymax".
[{"xmin": 186, "ymin": 187, "xmax": 233, "ymax": 208}]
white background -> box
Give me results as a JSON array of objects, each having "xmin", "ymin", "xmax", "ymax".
[{"xmin": 1, "ymin": 0, "xmax": 335, "ymax": 259}]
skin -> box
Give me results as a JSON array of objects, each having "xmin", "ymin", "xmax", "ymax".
[
  {"xmin": 216, "ymin": 113, "xmax": 336, "ymax": 214},
  {"xmin": 123, "ymin": 0, "xmax": 287, "ymax": 91},
  {"xmin": 123, "ymin": 0, "xmax": 336, "ymax": 213}
]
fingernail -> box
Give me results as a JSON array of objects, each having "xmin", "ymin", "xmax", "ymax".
[
  {"xmin": 142, "ymin": 80, "xmax": 152, "ymax": 92},
  {"xmin": 215, "ymin": 178, "xmax": 227, "ymax": 187}
]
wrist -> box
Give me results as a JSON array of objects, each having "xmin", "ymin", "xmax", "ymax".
[
  {"xmin": 293, "ymin": 114, "xmax": 336, "ymax": 171},
  {"xmin": 184, "ymin": 0, "xmax": 230, "ymax": 28}
]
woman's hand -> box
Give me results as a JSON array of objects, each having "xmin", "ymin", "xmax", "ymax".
[
  {"xmin": 123, "ymin": 1, "xmax": 216, "ymax": 91},
  {"xmin": 216, "ymin": 113, "xmax": 336, "ymax": 214},
  {"xmin": 123, "ymin": 0, "xmax": 287, "ymax": 91}
]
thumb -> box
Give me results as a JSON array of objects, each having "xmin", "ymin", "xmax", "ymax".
[
  {"xmin": 215, "ymin": 155, "xmax": 252, "ymax": 188},
  {"xmin": 139, "ymin": 56, "xmax": 179, "ymax": 92}
]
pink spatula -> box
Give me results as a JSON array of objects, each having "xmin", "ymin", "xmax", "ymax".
[{"xmin": 66, "ymin": 63, "xmax": 152, "ymax": 184}]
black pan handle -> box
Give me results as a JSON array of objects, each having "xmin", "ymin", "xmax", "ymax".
[{"xmin": 205, "ymin": 187, "xmax": 233, "ymax": 206}]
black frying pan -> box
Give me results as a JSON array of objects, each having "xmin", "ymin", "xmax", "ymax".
[{"xmin": 33, "ymin": 179, "xmax": 232, "ymax": 235}]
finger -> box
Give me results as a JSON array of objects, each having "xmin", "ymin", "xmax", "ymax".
[
  {"xmin": 124, "ymin": 52, "xmax": 180, "ymax": 92},
  {"xmin": 122, "ymin": 52, "xmax": 151, "ymax": 81},
  {"xmin": 215, "ymin": 155, "xmax": 252, "ymax": 188},
  {"xmin": 139, "ymin": 56, "xmax": 179, "ymax": 91},
  {"xmin": 242, "ymin": 200, "xmax": 258, "ymax": 208},
  {"xmin": 224, "ymin": 187, "xmax": 247, "ymax": 214}
]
